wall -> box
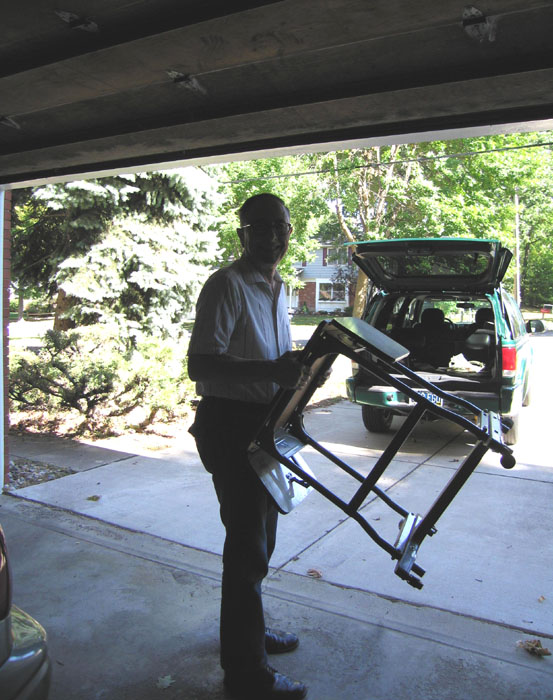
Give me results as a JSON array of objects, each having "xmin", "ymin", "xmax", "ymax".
[
  {"xmin": 298, "ymin": 281, "xmax": 316, "ymax": 312},
  {"xmin": 2, "ymin": 191, "xmax": 11, "ymax": 485}
]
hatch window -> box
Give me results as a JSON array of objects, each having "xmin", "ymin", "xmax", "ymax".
[{"xmin": 374, "ymin": 251, "xmax": 490, "ymax": 279}]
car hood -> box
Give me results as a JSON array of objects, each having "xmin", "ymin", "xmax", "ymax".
[{"xmin": 351, "ymin": 238, "xmax": 512, "ymax": 293}]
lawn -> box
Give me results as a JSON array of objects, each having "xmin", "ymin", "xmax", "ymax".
[
  {"xmin": 8, "ymin": 316, "xmax": 54, "ymax": 347},
  {"xmin": 290, "ymin": 313, "xmax": 338, "ymax": 326}
]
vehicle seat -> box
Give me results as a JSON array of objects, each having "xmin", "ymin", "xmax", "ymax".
[
  {"xmin": 420, "ymin": 308, "xmax": 446, "ymax": 330},
  {"xmin": 463, "ymin": 307, "xmax": 495, "ymax": 364},
  {"xmin": 413, "ymin": 308, "xmax": 455, "ymax": 367},
  {"xmin": 475, "ymin": 307, "xmax": 494, "ymax": 327},
  {"xmin": 390, "ymin": 326, "xmax": 425, "ymax": 355}
]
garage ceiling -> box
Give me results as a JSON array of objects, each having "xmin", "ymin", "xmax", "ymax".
[{"xmin": 2, "ymin": 0, "xmax": 553, "ymax": 187}]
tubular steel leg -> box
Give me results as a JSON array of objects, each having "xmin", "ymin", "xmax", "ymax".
[
  {"xmin": 394, "ymin": 440, "xmax": 489, "ymax": 585},
  {"xmin": 349, "ymin": 402, "xmax": 426, "ymax": 512},
  {"xmin": 289, "ymin": 419, "xmax": 412, "ymax": 518},
  {"xmin": 411, "ymin": 440, "xmax": 489, "ymax": 545}
]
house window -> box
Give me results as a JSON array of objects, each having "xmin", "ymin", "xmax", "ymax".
[
  {"xmin": 323, "ymin": 246, "xmax": 349, "ymax": 266},
  {"xmin": 318, "ymin": 282, "xmax": 346, "ymax": 302}
]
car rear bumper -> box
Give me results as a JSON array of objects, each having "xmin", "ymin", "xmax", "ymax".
[{"xmin": 346, "ymin": 376, "xmax": 502, "ymax": 415}]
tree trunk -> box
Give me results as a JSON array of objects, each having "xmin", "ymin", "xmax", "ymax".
[
  {"xmin": 520, "ymin": 236, "xmax": 532, "ymax": 306},
  {"xmin": 353, "ymin": 271, "xmax": 369, "ymax": 318},
  {"xmin": 53, "ymin": 288, "xmax": 76, "ymax": 331}
]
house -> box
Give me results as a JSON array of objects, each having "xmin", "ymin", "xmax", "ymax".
[{"xmin": 289, "ymin": 244, "xmax": 355, "ymax": 314}]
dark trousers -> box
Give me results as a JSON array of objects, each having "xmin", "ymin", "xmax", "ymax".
[{"xmin": 191, "ymin": 397, "xmax": 279, "ymax": 672}]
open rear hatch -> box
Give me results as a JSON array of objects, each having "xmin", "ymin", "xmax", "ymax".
[{"xmin": 352, "ymin": 238, "xmax": 512, "ymax": 294}]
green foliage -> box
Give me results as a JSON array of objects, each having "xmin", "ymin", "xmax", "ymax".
[
  {"xmin": 205, "ymin": 157, "xmax": 326, "ymax": 285},
  {"xmin": 399, "ymin": 133, "xmax": 553, "ymax": 306},
  {"xmin": 23, "ymin": 296, "xmax": 55, "ymax": 314},
  {"xmin": 56, "ymin": 216, "xmax": 217, "ymax": 342},
  {"xmin": 11, "ymin": 167, "xmax": 222, "ymax": 316},
  {"xmin": 11, "ymin": 134, "xmax": 553, "ymax": 332},
  {"xmin": 219, "ymin": 135, "xmax": 553, "ymax": 307},
  {"xmin": 9, "ymin": 326, "xmax": 195, "ymax": 435}
]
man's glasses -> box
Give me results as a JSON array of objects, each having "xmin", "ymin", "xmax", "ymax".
[{"xmin": 240, "ymin": 222, "xmax": 292, "ymax": 237}]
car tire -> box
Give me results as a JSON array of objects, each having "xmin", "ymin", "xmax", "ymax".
[
  {"xmin": 503, "ymin": 412, "xmax": 519, "ymax": 446},
  {"xmin": 361, "ymin": 405, "xmax": 394, "ymax": 433}
]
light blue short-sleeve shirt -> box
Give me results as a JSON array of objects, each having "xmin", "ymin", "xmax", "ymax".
[{"xmin": 188, "ymin": 257, "xmax": 293, "ymax": 403}]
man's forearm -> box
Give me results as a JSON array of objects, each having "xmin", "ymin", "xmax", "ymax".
[
  {"xmin": 188, "ymin": 353, "xmax": 279, "ymax": 384},
  {"xmin": 188, "ymin": 352, "xmax": 309, "ymax": 389}
]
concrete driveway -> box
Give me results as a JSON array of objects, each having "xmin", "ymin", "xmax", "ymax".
[{"xmin": 1, "ymin": 330, "xmax": 552, "ymax": 699}]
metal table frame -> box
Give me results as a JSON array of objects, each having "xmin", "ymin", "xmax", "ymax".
[{"xmin": 248, "ymin": 317, "xmax": 515, "ymax": 589}]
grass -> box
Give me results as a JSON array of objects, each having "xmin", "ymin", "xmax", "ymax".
[
  {"xmin": 290, "ymin": 313, "xmax": 339, "ymax": 326},
  {"xmin": 8, "ymin": 316, "xmax": 54, "ymax": 347}
]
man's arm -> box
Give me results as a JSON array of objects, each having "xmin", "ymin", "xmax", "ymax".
[{"xmin": 188, "ymin": 351, "xmax": 310, "ymax": 390}]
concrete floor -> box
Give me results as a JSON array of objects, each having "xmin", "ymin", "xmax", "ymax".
[
  {"xmin": 2, "ymin": 491, "xmax": 552, "ymax": 700},
  {"xmin": 2, "ymin": 333, "xmax": 553, "ymax": 699}
]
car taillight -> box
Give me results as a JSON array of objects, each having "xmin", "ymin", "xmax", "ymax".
[
  {"xmin": 0, "ymin": 527, "xmax": 12, "ymax": 619},
  {"xmin": 502, "ymin": 345, "xmax": 517, "ymax": 378}
]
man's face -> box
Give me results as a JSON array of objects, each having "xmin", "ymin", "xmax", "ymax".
[{"xmin": 238, "ymin": 198, "xmax": 292, "ymax": 268}]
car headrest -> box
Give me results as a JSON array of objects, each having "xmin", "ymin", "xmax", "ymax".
[
  {"xmin": 421, "ymin": 308, "xmax": 445, "ymax": 328},
  {"xmin": 475, "ymin": 307, "xmax": 494, "ymax": 324}
]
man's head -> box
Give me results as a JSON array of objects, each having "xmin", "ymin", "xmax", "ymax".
[{"xmin": 237, "ymin": 193, "xmax": 292, "ymax": 272}]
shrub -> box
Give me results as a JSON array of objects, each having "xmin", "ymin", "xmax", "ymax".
[
  {"xmin": 9, "ymin": 325, "xmax": 195, "ymax": 435},
  {"xmin": 25, "ymin": 297, "xmax": 55, "ymax": 315},
  {"xmin": 9, "ymin": 293, "xmax": 54, "ymax": 316}
]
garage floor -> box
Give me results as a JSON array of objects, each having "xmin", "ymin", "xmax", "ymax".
[{"xmin": 2, "ymin": 390, "xmax": 552, "ymax": 699}]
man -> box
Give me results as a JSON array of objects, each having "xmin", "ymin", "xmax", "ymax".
[{"xmin": 188, "ymin": 193, "xmax": 309, "ymax": 699}]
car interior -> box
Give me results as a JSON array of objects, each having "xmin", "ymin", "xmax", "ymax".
[{"xmin": 369, "ymin": 294, "xmax": 499, "ymax": 386}]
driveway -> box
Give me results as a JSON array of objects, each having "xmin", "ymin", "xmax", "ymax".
[{"xmin": 1, "ymin": 330, "xmax": 552, "ymax": 699}]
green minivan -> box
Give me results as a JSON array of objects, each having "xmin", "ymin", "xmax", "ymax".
[{"xmin": 345, "ymin": 238, "xmax": 532, "ymax": 445}]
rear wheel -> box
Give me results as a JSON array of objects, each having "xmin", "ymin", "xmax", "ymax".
[
  {"xmin": 503, "ymin": 412, "xmax": 519, "ymax": 446},
  {"xmin": 361, "ymin": 405, "xmax": 394, "ymax": 433}
]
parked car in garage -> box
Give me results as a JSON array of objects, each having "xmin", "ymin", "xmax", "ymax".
[
  {"xmin": 0, "ymin": 523, "xmax": 51, "ymax": 699},
  {"xmin": 345, "ymin": 238, "xmax": 532, "ymax": 445}
]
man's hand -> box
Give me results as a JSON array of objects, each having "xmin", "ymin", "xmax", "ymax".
[{"xmin": 273, "ymin": 351, "xmax": 313, "ymax": 390}]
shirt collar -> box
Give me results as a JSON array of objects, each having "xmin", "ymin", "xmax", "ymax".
[{"xmin": 236, "ymin": 255, "xmax": 283, "ymax": 286}]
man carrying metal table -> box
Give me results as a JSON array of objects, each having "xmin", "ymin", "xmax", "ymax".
[{"xmin": 188, "ymin": 193, "xmax": 310, "ymax": 700}]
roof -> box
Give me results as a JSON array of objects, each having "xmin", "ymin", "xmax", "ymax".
[{"xmin": 2, "ymin": 1, "xmax": 553, "ymax": 187}]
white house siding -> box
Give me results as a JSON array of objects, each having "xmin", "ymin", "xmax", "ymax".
[
  {"xmin": 298, "ymin": 248, "xmax": 331, "ymax": 280},
  {"xmin": 293, "ymin": 247, "xmax": 351, "ymax": 313}
]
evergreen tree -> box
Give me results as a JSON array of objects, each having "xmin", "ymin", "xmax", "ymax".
[
  {"xmin": 12, "ymin": 168, "xmax": 221, "ymax": 330},
  {"xmin": 57, "ymin": 215, "xmax": 217, "ymax": 342}
]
